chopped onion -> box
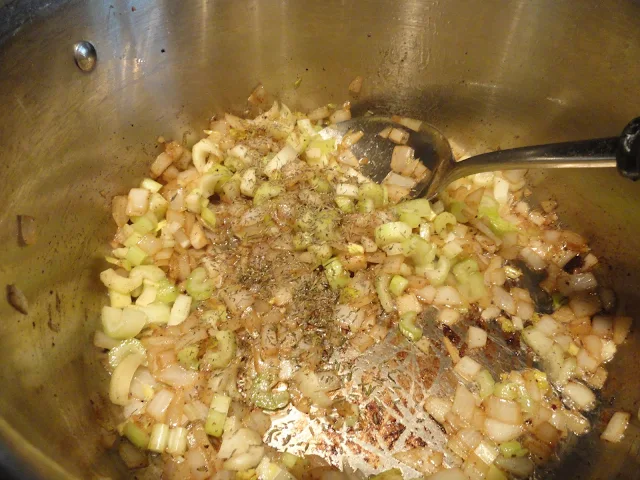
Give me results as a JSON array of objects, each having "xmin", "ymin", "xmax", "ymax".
[
  {"xmin": 147, "ymin": 389, "xmax": 175, "ymax": 422},
  {"xmin": 467, "ymin": 326, "xmax": 487, "ymax": 349},
  {"xmin": 438, "ymin": 308, "xmax": 461, "ymax": 326},
  {"xmin": 157, "ymin": 364, "xmax": 198, "ymax": 388},
  {"xmin": 484, "ymin": 418, "xmax": 523, "ymax": 443},
  {"xmin": 519, "ymin": 247, "xmax": 546, "ymax": 271},
  {"xmin": 492, "ymin": 286, "xmax": 516, "ymax": 315},
  {"xmin": 484, "ymin": 396, "xmax": 522, "ymax": 425},
  {"xmin": 329, "ymin": 109, "xmax": 351, "ymax": 124},
  {"xmin": 433, "ymin": 286, "xmax": 463, "ymax": 306},
  {"xmin": 454, "ymin": 356, "xmax": 482, "ymax": 382},
  {"xmin": 613, "ymin": 316, "xmax": 632, "ymax": 345},
  {"xmin": 348, "ymin": 75, "xmax": 363, "ymax": 94},
  {"xmin": 568, "ymin": 273, "xmax": 597, "ymax": 292},
  {"xmin": 563, "ymin": 381, "xmax": 596, "ymax": 411},
  {"xmin": 425, "ymin": 397, "xmax": 452, "ymax": 424},
  {"xmin": 452, "ymin": 385, "xmax": 476, "ymax": 421},
  {"xmin": 601, "ymin": 411, "xmax": 630, "ymax": 443}
]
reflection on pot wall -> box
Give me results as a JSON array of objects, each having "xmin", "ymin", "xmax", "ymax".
[{"xmin": 0, "ymin": 1, "xmax": 639, "ymax": 479}]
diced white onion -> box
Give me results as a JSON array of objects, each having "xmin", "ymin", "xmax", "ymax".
[
  {"xmin": 601, "ymin": 411, "xmax": 630, "ymax": 443},
  {"xmin": 467, "ymin": 326, "xmax": 487, "ymax": 349}
]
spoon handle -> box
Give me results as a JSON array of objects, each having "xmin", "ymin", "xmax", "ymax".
[{"xmin": 446, "ymin": 117, "xmax": 640, "ymax": 183}]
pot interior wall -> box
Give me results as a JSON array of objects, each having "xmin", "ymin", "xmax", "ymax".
[{"xmin": 0, "ymin": 0, "xmax": 639, "ymax": 478}]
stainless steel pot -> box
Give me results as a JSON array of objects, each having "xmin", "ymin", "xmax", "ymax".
[{"xmin": 1, "ymin": 1, "xmax": 639, "ymax": 479}]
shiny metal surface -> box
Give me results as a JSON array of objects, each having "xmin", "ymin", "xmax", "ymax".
[
  {"xmin": 1, "ymin": 1, "xmax": 640, "ymax": 479},
  {"xmin": 73, "ymin": 40, "xmax": 97, "ymax": 72}
]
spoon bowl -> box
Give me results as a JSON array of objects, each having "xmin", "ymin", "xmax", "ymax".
[{"xmin": 321, "ymin": 115, "xmax": 640, "ymax": 199}]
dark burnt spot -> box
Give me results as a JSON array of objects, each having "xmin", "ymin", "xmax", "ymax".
[
  {"xmin": 417, "ymin": 353, "xmax": 440, "ymax": 391},
  {"xmin": 405, "ymin": 433, "xmax": 428, "ymax": 448},
  {"xmin": 364, "ymin": 401, "xmax": 383, "ymax": 426},
  {"xmin": 563, "ymin": 254, "xmax": 585, "ymax": 274},
  {"xmin": 442, "ymin": 325, "xmax": 461, "ymax": 346},
  {"xmin": 504, "ymin": 332, "xmax": 520, "ymax": 349},
  {"xmin": 396, "ymin": 350, "xmax": 409, "ymax": 361},
  {"xmin": 379, "ymin": 415, "xmax": 406, "ymax": 450}
]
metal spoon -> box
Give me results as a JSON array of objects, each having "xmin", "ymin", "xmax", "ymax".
[{"xmin": 322, "ymin": 116, "xmax": 640, "ymax": 199}]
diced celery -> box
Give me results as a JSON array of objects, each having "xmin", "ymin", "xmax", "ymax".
[
  {"xmin": 135, "ymin": 302, "xmax": 171, "ymax": 324},
  {"xmin": 250, "ymin": 372, "xmax": 290, "ymax": 410},
  {"xmin": 399, "ymin": 311, "xmax": 422, "ymax": 341},
  {"xmin": 286, "ymin": 130, "xmax": 312, "ymax": 153},
  {"xmin": 123, "ymin": 422, "xmax": 150, "ymax": 450},
  {"xmin": 475, "ymin": 369, "xmax": 495, "ymax": 399},
  {"xmin": 201, "ymin": 204, "xmax": 217, "ymax": 229},
  {"xmin": 253, "ymin": 182, "xmax": 284, "ymax": 206},
  {"xmin": 166, "ymin": 427, "xmax": 187, "ymax": 455},
  {"xmin": 201, "ymin": 305, "xmax": 227, "ymax": 327},
  {"xmin": 374, "ymin": 222, "xmax": 412, "ymax": 247},
  {"xmin": 307, "ymin": 137, "xmax": 336, "ymax": 156},
  {"xmin": 129, "ymin": 265, "xmax": 166, "ymax": 283},
  {"xmin": 335, "ymin": 195, "xmax": 354, "ymax": 213},
  {"xmin": 493, "ymin": 382, "xmax": 519, "ymax": 400},
  {"xmin": 433, "ymin": 211, "xmax": 457, "ymax": 235},
  {"xmin": 205, "ymin": 393, "xmax": 231, "ymax": 437},
  {"xmin": 375, "ymin": 274, "xmax": 394, "ymax": 313},
  {"xmin": 108, "ymin": 338, "xmax": 147, "ymax": 369},
  {"xmin": 201, "ymin": 330, "xmax": 237, "ymax": 369},
  {"xmin": 339, "ymin": 286, "xmax": 360, "ymax": 303},
  {"xmin": 323, "ymin": 257, "xmax": 350, "ymax": 290},
  {"xmin": 358, "ymin": 183, "xmax": 387, "ymax": 208},
  {"xmin": 126, "ymin": 245, "xmax": 148, "ymax": 266},
  {"xmin": 551, "ymin": 292, "xmax": 567, "ymax": 310},
  {"xmin": 458, "ymin": 271, "xmax": 487, "ymax": 302},
  {"xmin": 347, "ymin": 243, "xmax": 365, "ymax": 255},
  {"xmin": 224, "ymin": 155, "xmax": 246, "ymax": 173},
  {"xmin": 102, "ymin": 306, "xmax": 147, "ymax": 339},
  {"xmin": 100, "ymin": 268, "xmax": 143, "ymax": 294},
  {"xmin": 132, "ymin": 212, "xmax": 158, "ymax": 235},
  {"xmin": 478, "ymin": 196, "xmax": 518, "ymax": 235},
  {"xmin": 499, "ymin": 441, "xmax": 529, "ymax": 458},
  {"xmin": 309, "ymin": 176, "xmax": 332, "ymax": 193},
  {"xmin": 389, "ymin": 275, "xmax": 409, "ymax": 297},
  {"xmin": 449, "ymin": 201, "xmax": 469, "ymax": 222},
  {"xmin": 308, "ymin": 243, "xmax": 333, "ymax": 264},
  {"xmin": 124, "ymin": 232, "xmax": 143, "ymax": 248},
  {"xmin": 452, "ymin": 259, "xmax": 479, "ymax": 284},
  {"xmin": 186, "ymin": 267, "xmax": 215, "ymax": 301},
  {"xmin": 314, "ymin": 210, "xmax": 338, "ymax": 241},
  {"xmin": 393, "ymin": 199, "xmax": 434, "ymax": 221},
  {"xmin": 422, "ymin": 256, "xmax": 451, "ymax": 286},
  {"xmin": 399, "ymin": 211, "xmax": 421, "ymax": 228},
  {"xmin": 148, "ymin": 423, "xmax": 169, "ymax": 453},
  {"xmin": 357, "ymin": 197, "xmax": 375, "ymax": 213},
  {"xmin": 109, "ymin": 289, "xmax": 132, "ymax": 308},
  {"xmin": 140, "ymin": 178, "xmax": 163, "ymax": 193},
  {"xmin": 295, "ymin": 210, "xmax": 314, "ymax": 232},
  {"xmin": 293, "ymin": 232, "xmax": 313, "ymax": 251},
  {"xmin": 177, "ymin": 345, "xmax": 200, "ymax": 370},
  {"xmin": 155, "ymin": 279, "xmax": 178, "ymax": 304},
  {"xmin": 402, "ymin": 235, "xmax": 436, "ymax": 267}
]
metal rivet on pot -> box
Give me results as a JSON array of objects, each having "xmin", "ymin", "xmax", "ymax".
[{"xmin": 73, "ymin": 41, "xmax": 97, "ymax": 72}]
